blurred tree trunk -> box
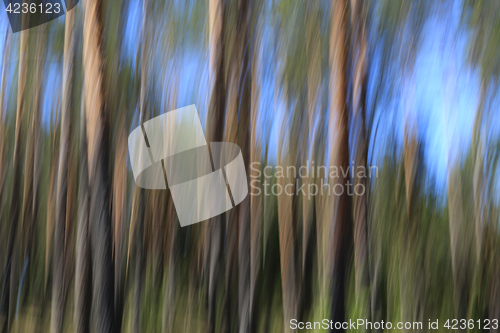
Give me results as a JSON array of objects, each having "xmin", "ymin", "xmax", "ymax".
[
  {"xmin": 400, "ymin": 24, "xmax": 421, "ymax": 328},
  {"xmin": 224, "ymin": 60, "xmax": 238, "ymax": 332},
  {"xmin": 105, "ymin": 0, "xmax": 127, "ymax": 329},
  {"xmin": 129, "ymin": 0, "xmax": 151, "ymax": 331},
  {"xmin": 207, "ymin": 0, "xmax": 226, "ymax": 143},
  {"xmin": 447, "ymin": 165, "xmax": 470, "ymax": 321},
  {"xmin": 52, "ymin": 9, "xmax": 75, "ymax": 333},
  {"xmin": 205, "ymin": 0, "xmax": 227, "ymax": 331},
  {"xmin": 313, "ymin": 37, "xmax": 327, "ymax": 314},
  {"xmin": 46, "ymin": 97, "xmax": 60, "ymax": 295},
  {"xmin": 402, "ymin": 120, "xmax": 422, "ymax": 330},
  {"xmin": 83, "ymin": 0, "xmax": 115, "ymax": 330},
  {"xmin": 302, "ymin": 0, "xmax": 321, "ymax": 280},
  {"xmin": 162, "ymin": 78, "xmax": 179, "ymax": 333},
  {"xmin": 0, "ymin": 31, "xmax": 8, "ymax": 333},
  {"xmin": 112, "ymin": 105, "xmax": 127, "ymax": 333},
  {"xmin": 403, "ymin": 123, "xmax": 418, "ymax": 225},
  {"xmin": 327, "ymin": 0, "xmax": 353, "ymax": 328},
  {"xmin": 349, "ymin": 0, "xmax": 370, "ymax": 321},
  {"xmin": 163, "ymin": 196, "xmax": 179, "ymax": 333},
  {"xmin": 20, "ymin": 13, "xmax": 42, "ymax": 272},
  {"xmin": 20, "ymin": 68, "xmax": 34, "ymax": 322},
  {"xmin": 75, "ymin": 95, "xmax": 91, "ymax": 333},
  {"xmin": 32, "ymin": 24, "xmax": 46, "ymax": 266},
  {"xmin": 444, "ymin": 60, "xmax": 470, "ymax": 324},
  {"xmin": 2, "ymin": 20, "xmax": 29, "ymax": 332},
  {"xmin": 16, "ymin": 21, "xmax": 45, "ymax": 323},
  {"xmin": 0, "ymin": 31, "xmax": 9, "ymax": 264},
  {"xmin": 276, "ymin": 85, "xmax": 302, "ymax": 332},
  {"xmin": 224, "ymin": 0, "xmax": 252, "ymax": 331},
  {"xmin": 472, "ymin": 81, "xmax": 486, "ymax": 265},
  {"xmin": 145, "ymin": 14, "xmax": 167, "ymax": 301},
  {"xmin": 129, "ymin": 186, "xmax": 145, "ymax": 333},
  {"xmin": 249, "ymin": 3, "xmax": 263, "ymax": 329},
  {"xmin": 470, "ymin": 80, "xmax": 489, "ymax": 326}
]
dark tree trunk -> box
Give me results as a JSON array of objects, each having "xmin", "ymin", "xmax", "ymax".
[
  {"xmin": 350, "ymin": 0, "xmax": 371, "ymax": 321},
  {"xmin": 329, "ymin": 0, "xmax": 353, "ymax": 329},
  {"xmin": 205, "ymin": 0, "xmax": 227, "ymax": 332},
  {"xmin": 75, "ymin": 96, "xmax": 91, "ymax": 333},
  {"xmin": 83, "ymin": 0, "xmax": 115, "ymax": 330},
  {"xmin": 52, "ymin": 9, "xmax": 75, "ymax": 333},
  {"xmin": 2, "ymin": 20, "xmax": 28, "ymax": 333}
]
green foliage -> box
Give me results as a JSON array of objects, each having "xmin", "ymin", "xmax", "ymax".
[{"xmin": 462, "ymin": 0, "xmax": 500, "ymax": 83}]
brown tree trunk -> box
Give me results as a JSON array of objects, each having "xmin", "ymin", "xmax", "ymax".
[
  {"xmin": 276, "ymin": 85, "xmax": 302, "ymax": 332},
  {"xmin": 402, "ymin": 120, "xmax": 423, "ymax": 330},
  {"xmin": 302, "ymin": 0, "xmax": 321, "ymax": 279},
  {"xmin": 112, "ymin": 115, "xmax": 127, "ymax": 333},
  {"xmin": 2, "ymin": 19, "xmax": 28, "ymax": 332},
  {"xmin": 472, "ymin": 81, "xmax": 486, "ymax": 265},
  {"xmin": 106, "ymin": 1, "xmax": 127, "ymax": 329},
  {"xmin": 205, "ymin": 0, "xmax": 227, "ymax": 332},
  {"xmin": 75, "ymin": 96, "xmax": 91, "ymax": 333},
  {"xmin": 0, "ymin": 32, "xmax": 8, "ymax": 250},
  {"xmin": 249, "ymin": 4, "xmax": 263, "ymax": 329},
  {"xmin": 51, "ymin": 9, "xmax": 75, "ymax": 333},
  {"xmin": 46, "ymin": 101, "xmax": 59, "ymax": 293},
  {"xmin": 128, "ymin": 186, "xmax": 145, "ymax": 333},
  {"xmin": 224, "ymin": 50, "xmax": 239, "ymax": 333},
  {"xmin": 161, "ymin": 70, "xmax": 179, "ymax": 333},
  {"xmin": 447, "ymin": 165, "xmax": 470, "ymax": 321},
  {"xmin": 327, "ymin": 0, "xmax": 353, "ymax": 328},
  {"xmin": 350, "ymin": 0, "xmax": 370, "ymax": 320},
  {"xmin": 224, "ymin": 0, "xmax": 252, "ymax": 331},
  {"xmin": 14, "ymin": 21, "xmax": 45, "ymax": 326},
  {"xmin": 83, "ymin": 0, "xmax": 115, "ymax": 330},
  {"xmin": 129, "ymin": 1, "xmax": 152, "ymax": 331}
]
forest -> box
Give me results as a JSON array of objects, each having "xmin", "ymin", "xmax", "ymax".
[{"xmin": 0, "ymin": 0, "xmax": 499, "ymax": 332}]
